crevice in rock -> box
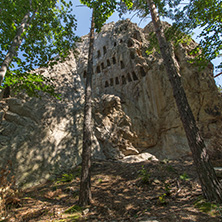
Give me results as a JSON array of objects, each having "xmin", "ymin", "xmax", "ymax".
[
  {"xmin": 115, "ymin": 77, "xmax": 119, "ymax": 85},
  {"xmin": 132, "ymin": 31, "xmax": 142, "ymax": 42},
  {"xmin": 120, "ymin": 61, "xmax": 125, "ymax": 69},
  {"xmin": 132, "ymin": 71, "xmax": 139, "ymax": 81},
  {"xmin": 139, "ymin": 66, "xmax": 146, "ymax": 77},
  {"xmin": 96, "ymin": 65, "xmax": 101, "ymax": 73},
  {"xmin": 122, "ymin": 75, "xmax": 126, "ymax": 85},
  {"xmin": 130, "ymin": 51, "xmax": 135, "ymax": 60},
  {"xmin": 110, "ymin": 78, "xmax": 114, "ymax": 86},
  {"xmin": 127, "ymin": 73, "xmax": 132, "ymax": 82},
  {"xmin": 105, "ymin": 80, "xmax": 109, "ymax": 88},
  {"xmin": 107, "ymin": 59, "xmax": 111, "ymax": 67},
  {"xmin": 103, "ymin": 46, "xmax": 107, "ymax": 54},
  {"xmin": 83, "ymin": 70, "xmax": 86, "ymax": 78},
  {"xmin": 127, "ymin": 39, "xmax": 134, "ymax": 47},
  {"xmin": 112, "ymin": 56, "xmax": 116, "ymax": 64},
  {"xmin": 101, "ymin": 62, "xmax": 105, "ymax": 70},
  {"xmin": 97, "ymin": 50, "xmax": 101, "ymax": 58}
]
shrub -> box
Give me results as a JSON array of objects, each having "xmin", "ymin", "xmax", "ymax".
[{"xmin": 138, "ymin": 165, "xmax": 150, "ymax": 184}]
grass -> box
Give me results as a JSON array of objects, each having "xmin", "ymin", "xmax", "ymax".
[
  {"xmin": 179, "ymin": 172, "xmax": 190, "ymax": 181},
  {"xmin": 194, "ymin": 197, "xmax": 222, "ymax": 217},
  {"xmin": 64, "ymin": 205, "xmax": 82, "ymax": 214},
  {"xmin": 53, "ymin": 215, "xmax": 81, "ymax": 222},
  {"xmin": 55, "ymin": 167, "xmax": 81, "ymax": 184},
  {"xmin": 60, "ymin": 205, "xmax": 83, "ymax": 222}
]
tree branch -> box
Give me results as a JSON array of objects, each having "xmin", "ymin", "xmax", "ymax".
[{"xmin": 214, "ymin": 72, "xmax": 222, "ymax": 78}]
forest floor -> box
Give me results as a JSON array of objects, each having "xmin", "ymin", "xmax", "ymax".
[{"xmin": 2, "ymin": 155, "xmax": 222, "ymax": 222}]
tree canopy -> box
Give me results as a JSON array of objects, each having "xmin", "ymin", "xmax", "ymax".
[
  {"xmin": 171, "ymin": 0, "xmax": 222, "ymax": 70},
  {"xmin": 80, "ymin": 0, "xmax": 133, "ymax": 31},
  {"xmin": 0, "ymin": 0, "xmax": 78, "ymax": 97},
  {"xmin": 125, "ymin": 0, "xmax": 222, "ymax": 71}
]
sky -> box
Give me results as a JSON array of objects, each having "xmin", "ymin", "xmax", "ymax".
[
  {"xmin": 71, "ymin": 0, "xmax": 222, "ymax": 86},
  {"xmin": 72, "ymin": 0, "xmax": 152, "ymax": 36}
]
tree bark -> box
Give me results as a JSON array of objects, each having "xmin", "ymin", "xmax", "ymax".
[
  {"xmin": 147, "ymin": 0, "xmax": 222, "ymax": 203},
  {"xmin": 0, "ymin": 11, "xmax": 36, "ymax": 86},
  {"xmin": 78, "ymin": 11, "xmax": 95, "ymax": 207}
]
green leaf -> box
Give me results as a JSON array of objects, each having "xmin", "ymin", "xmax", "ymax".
[{"xmin": 0, "ymin": 0, "xmax": 78, "ymax": 97}]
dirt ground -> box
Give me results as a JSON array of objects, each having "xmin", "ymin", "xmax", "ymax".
[{"xmin": 2, "ymin": 156, "xmax": 222, "ymax": 222}]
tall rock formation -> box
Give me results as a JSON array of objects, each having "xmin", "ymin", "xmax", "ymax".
[{"xmin": 0, "ymin": 20, "xmax": 222, "ymax": 187}]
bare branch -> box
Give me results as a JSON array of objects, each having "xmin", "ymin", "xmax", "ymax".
[{"xmin": 214, "ymin": 72, "xmax": 222, "ymax": 78}]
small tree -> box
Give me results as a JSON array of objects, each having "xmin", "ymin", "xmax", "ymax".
[
  {"xmin": 0, "ymin": 0, "xmax": 78, "ymax": 97},
  {"xmin": 79, "ymin": 10, "xmax": 95, "ymax": 206},
  {"xmin": 78, "ymin": 0, "xmax": 133, "ymax": 206}
]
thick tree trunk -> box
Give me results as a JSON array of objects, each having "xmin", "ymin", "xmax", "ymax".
[
  {"xmin": 147, "ymin": 0, "xmax": 222, "ymax": 202},
  {"xmin": 78, "ymin": 11, "xmax": 95, "ymax": 207},
  {"xmin": 0, "ymin": 11, "xmax": 36, "ymax": 86}
]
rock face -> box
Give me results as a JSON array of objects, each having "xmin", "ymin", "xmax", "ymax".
[
  {"xmin": 80, "ymin": 20, "xmax": 222, "ymax": 160},
  {"xmin": 1, "ymin": 20, "xmax": 222, "ymax": 187},
  {"xmin": 0, "ymin": 53, "xmax": 85, "ymax": 187}
]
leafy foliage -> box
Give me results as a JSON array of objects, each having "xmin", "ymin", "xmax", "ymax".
[
  {"xmin": 64, "ymin": 205, "xmax": 82, "ymax": 214},
  {"xmin": 118, "ymin": 1, "xmax": 194, "ymax": 59},
  {"xmin": 218, "ymin": 85, "xmax": 222, "ymax": 93},
  {"xmin": 158, "ymin": 193, "xmax": 167, "ymax": 205},
  {"xmin": 146, "ymin": 24, "xmax": 192, "ymax": 56},
  {"xmin": 0, "ymin": 0, "xmax": 78, "ymax": 97},
  {"xmin": 4, "ymin": 70, "xmax": 60, "ymax": 98},
  {"xmin": 118, "ymin": 0, "xmax": 181, "ymax": 19},
  {"xmin": 164, "ymin": 182, "xmax": 171, "ymax": 196},
  {"xmin": 80, "ymin": 0, "xmax": 133, "ymax": 31},
  {"xmin": 63, "ymin": 204, "xmax": 82, "ymax": 221},
  {"xmin": 179, "ymin": 172, "xmax": 190, "ymax": 181},
  {"xmin": 194, "ymin": 197, "xmax": 222, "ymax": 217},
  {"xmin": 56, "ymin": 167, "xmax": 81, "ymax": 184},
  {"xmin": 120, "ymin": 0, "xmax": 221, "ymax": 71},
  {"xmin": 171, "ymin": 0, "xmax": 222, "ymax": 69},
  {"xmin": 138, "ymin": 165, "xmax": 150, "ymax": 183}
]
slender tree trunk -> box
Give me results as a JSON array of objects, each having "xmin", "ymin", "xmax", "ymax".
[
  {"xmin": 147, "ymin": 0, "xmax": 222, "ymax": 203},
  {"xmin": 79, "ymin": 11, "xmax": 95, "ymax": 207},
  {"xmin": 0, "ymin": 11, "xmax": 36, "ymax": 86}
]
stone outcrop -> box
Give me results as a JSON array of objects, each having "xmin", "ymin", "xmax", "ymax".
[
  {"xmin": 79, "ymin": 19, "xmax": 222, "ymax": 160},
  {"xmin": 0, "ymin": 53, "xmax": 85, "ymax": 187},
  {"xmin": 93, "ymin": 94, "xmax": 139, "ymax": 159},
  {"xmin": 1, "ymin": 19, "xmax": 222, "ymax": 187}
]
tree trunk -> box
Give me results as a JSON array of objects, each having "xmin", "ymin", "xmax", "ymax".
[
  {"xmin": 78, "ymin": 11, "xmax": 95, "ymax": 207},
  {"xmin": 147, "ymin": 0, "xmax": 222, "ymax": 203},
  {"xmin": 0, "ymin": 11, "xmax": 36, "ymax": 86}
]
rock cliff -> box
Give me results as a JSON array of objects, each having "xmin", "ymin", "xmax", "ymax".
[{"xmin": 1, "ymin": 20, "xmax": 222, "ymax": 187}]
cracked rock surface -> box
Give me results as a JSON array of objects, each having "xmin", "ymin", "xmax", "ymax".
[{"xmin": 1, "ymin": 20, "xmax": 222, "ymax": 187}]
